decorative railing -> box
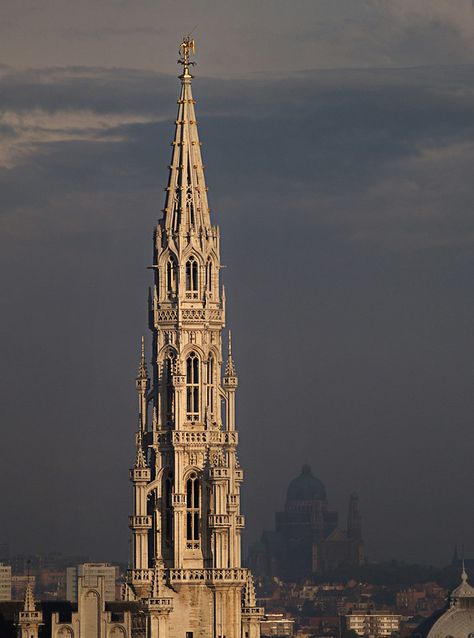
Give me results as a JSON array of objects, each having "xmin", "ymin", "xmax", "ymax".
[
  {"xmin": 148, "ymin": 597, "xmax": 173, "ymax": 610},
  {"xmin": 151, "ymin": 430, "xmax": 238, "ymax": 446},
  {"xmin": 241, "ymin": 607, "xmax": 265, "ymax": 617},
  {"xmin": 168, "ymin": 568, "xmax": 247, "ymax": 583},
  {"xmin": 227, "ymin": 494, "xmax": 239, "ymax": 509},
  {"xmin": 155, "ymin": 307, "xmax": 223, "ymax": 324},
  {"xmin": 128, "ymin": 568, "xmax": 153, "ymax": 582},
  {"xmin": 208, "ymin": 514, "xmax": 230, "ymax": 527},
  {"xmin": 129, "ymin": 515, "xmax": 152, "ymax": 529},
  {"xmin": 209, "ymin": 467, "xmax": 230, "ymax": 479}
]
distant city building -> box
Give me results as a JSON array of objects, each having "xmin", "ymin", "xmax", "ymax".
[
  {"xmin": 250, "ymin": 465, "xmax": 365, "ymax": 579},
  {"xmin": 343, "ymin": 609, "xmax": 401, "ymax": 637},
  {"xmin": 0, "ymin": 563, "xmax": 11, "ymax": 601},
  {"xmin": 66, "ymin": 563, "xmax": 117, "ymax": 602},
  {"xmin": 414, "ymin": 566, "xmax": 474, "ymax": 638},
  {"xmin": 260, "ymin": 613, "xmax": 295, "ymax": 637},
  {"xmin": 11, "ymin": 574, "xmax": 35, "ymax": 601},
  {"xmin": 396, "ymin": 583, "xmax": 446, "ymax": 616},
  {"xmin": 38, "ymin": 570, "xmax": 66, "ymax": 600},
  {"xmin": 54, "ymin": 573, "xmax": 131, "ymax": 636}
]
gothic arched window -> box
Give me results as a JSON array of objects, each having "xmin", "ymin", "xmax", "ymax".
[
  {"xmin": 206, "ymin": 259, "xmax": 213, "ymax": 294},
  {"xmin": 163, "ymin": 472, "xmax": 173, "ymax": 547},
  {"xmin": 164, "ymin": 352, "xmax": 175, "ymax": 423},
  {"xmin": 186, "ymin": 472, "xmax": 200, "ymax": 542},
  {"xmin": 166, "ymin": 256, "xmax": 176, "ymax": 296},
  {"xmin": 186, "ymin": 352, "xmax": 199, "ymax": 420},
  {"xmin": 207, "ymin": 354, "xmax": 215, "ymax": 415},
  {"xmin": 185, "ymin": 256, "xmax": 199, "ymax": 293}
]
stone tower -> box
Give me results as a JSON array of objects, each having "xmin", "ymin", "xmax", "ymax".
[
  {"xmin": 18, "ymin": 581, "xmax": 43, "ymax": 638},
  {"xmin": 127, "ymin": 37, "xmax": 263, "ymax": 638}
]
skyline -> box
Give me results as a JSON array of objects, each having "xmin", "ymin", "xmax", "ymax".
[{"xmin": 1, "ymin": 3, "xmax": 474, "ymax": 567}]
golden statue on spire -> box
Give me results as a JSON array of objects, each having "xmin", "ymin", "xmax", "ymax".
[{"xmin": 178, "ymin": 35, "xmax": 196, "ymax": 76}]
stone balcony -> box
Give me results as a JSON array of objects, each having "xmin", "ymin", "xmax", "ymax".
[
  {"xmin": 208, "ymin": 514, "xmax": 230, "ymax": 528},
  {"xmin": 241, "ymin": 607, "xmax": 265, "ymax": 617},
  {"xmin": 129, "ymin": 515, "xmax": 152, "ymax": 529},
  {"xmin": 130, "ymin": 467, "xmax": 151, "ymax": 482},
  {"xmin": 147, "ymin": 597, "xmax": 174, "ymax": 612}
]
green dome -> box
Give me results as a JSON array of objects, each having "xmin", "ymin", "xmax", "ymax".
[{"xmin": 287, "ymin": 465, "xmax": 327, "ymax": 502}]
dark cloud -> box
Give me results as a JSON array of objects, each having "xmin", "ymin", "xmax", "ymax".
[{"xmin": 0, "ymin": 64, "xmax": 473, "ymax": 564}]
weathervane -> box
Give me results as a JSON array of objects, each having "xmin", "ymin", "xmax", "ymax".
[{"xmin": 178, "ymin": 35, "xmax": 196, "ymax": 76}]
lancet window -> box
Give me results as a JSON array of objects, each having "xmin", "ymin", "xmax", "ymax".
[
  {"xmin": 206, "ymin": 354, "xmax": 215, "ymax": 416},
  {"xmin": 164, "ymin": 351, "xmax": 176, "ymax": 423},
  {"xmin": 186, "ymin": 472, "xmax": 200, "ymax": 543},
  {"xmin": 147, "ymin": 491, "xmax": 156, "ymax": 566},
  {"xmin": 185, "ymin": 255, "xmax": 199, "ymax": 298},
  {"xmin": 186, "ymin": 352, "xmax": 199, "ymax": 420},
  {"xmin": 163, "ymin": 473, "xmax": 173, "ymax": 547},
  {"xmin": 206, "ymin": 259, "xmax": 213, "ymax": 295},
  {"xmin": 166, "ymin": 256, "xmax": 177, "ymax": 296}
]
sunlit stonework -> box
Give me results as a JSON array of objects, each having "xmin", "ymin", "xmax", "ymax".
[{"xmin": 125, "ymin": 37, "xmax": 263, "ymax": 638}]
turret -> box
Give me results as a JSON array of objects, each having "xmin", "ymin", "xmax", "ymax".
[
  {"xmin": 241, "ymin": 572, "xmax": 264, "ymax": 638},
  {"xmin": 18, "ymin": 580, "xmax": 43, "ymax": 638},
  {"xmin": 222, "ymin": 331, "xmax": 238, "ymax": 431},
  {"xmin": 136, "ymin": 336, "xmax": 150, "ymax": 431},
  {"xmin": 128, "ymin": 425, "xmax": 152, "ymax": 597}
]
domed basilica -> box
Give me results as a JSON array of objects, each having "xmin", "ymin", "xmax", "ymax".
[{"xmin": 250, "ymin": 466, "xmax": 365, "ymax": 579}]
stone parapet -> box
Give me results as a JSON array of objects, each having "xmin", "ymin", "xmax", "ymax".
[{"xmin": 168, "ymin": 568, "xmax": 247, "ymax": 584}]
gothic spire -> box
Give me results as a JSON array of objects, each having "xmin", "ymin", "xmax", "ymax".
[
  {"xmin": 225, "ymin": 330, "xmax": 236, "ymax": 377},
  {"xmin": 162, "ymin": 37, "xmax": 211, "ymax": 235},
  {"xmin": 243, "ymin": 572, "xmax": 257, "ymax": 608},
  {"xmin": 23, "ymin": 580, "xmax": 36, "ymax": 613},
  {"xmin": 137, "ymin": 336, "xmax": 148, "ymax": 380},
  {"xmin": 134, "ymin": 425, "xmax": 148, "ymax": 469}
]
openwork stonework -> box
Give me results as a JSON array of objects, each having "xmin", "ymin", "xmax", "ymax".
[{"xmin": 126, "ymin": 37, "xmax": 263, "ymax": 638}]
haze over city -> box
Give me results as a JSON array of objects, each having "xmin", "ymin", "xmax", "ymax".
[{"xmin": 1, "ymin": 0, "xmax": 474, "ymax": 567}]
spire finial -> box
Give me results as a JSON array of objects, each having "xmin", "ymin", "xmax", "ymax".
[
  {"xmin": 24, "ymin": 579, "xmax": 36, "ymax": 612},
  {"xmin": 137, "ymin": 336, "xmax": 148, "ymax": 380},
  {"xmin": 244, "ymin": 572, "xmax": 257, "ymax": 607},
  {"xmin": 178, "ymin": 35, "xmax": 196, "ymax": 78},
  {"xmin": 225, "ymin": 329, "xmax": 236, "ymax": 376},
  {"xmin": 462, "ymin": 560, "xmax": 468, "ymax": 583},
  {"xmin": 135, "ymin": 422, "xmax": 148, "ymax": 469}
]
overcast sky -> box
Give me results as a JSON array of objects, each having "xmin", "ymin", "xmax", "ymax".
[{"xmin": 0, "ymin": 1, "xmax": 474, "ymax": 567}]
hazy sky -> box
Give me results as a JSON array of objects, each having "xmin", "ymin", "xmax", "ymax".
[{"xmin": 0, "ymin": 1, "xmax": 474, "ymax": 567}]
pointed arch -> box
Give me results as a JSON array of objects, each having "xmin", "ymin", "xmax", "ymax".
[
  {"xmin": 185, "ymin": 470, "xmax": 200, "ymax": 544},
  {"xmin": 206, "ymin": 257, "xmax": 213, "ymax": 295},
  {"xmin": 162, "ymin": 469, "xmax": 173, "ymax": 548},
  {"xmin": 206, "ymin": 352, "xmax": 216, "ymax": 416},
  {"xmin": 185, "ymin": 254, "xmax": 199, "ymax": 298},
  {"xmin": 163, "ymin": 349, "xmax": 176, "ymax": 423},
  {"xmin": 186, "ymin": 351, "xmax": 200, "ymax": 420},
  {"xmin": 147, "ymin": 489, "xmax": 157, "ymax": 567},
  {"xmin": 165, "ymin": 253, "xmax": 177, "ymax": 297}
]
